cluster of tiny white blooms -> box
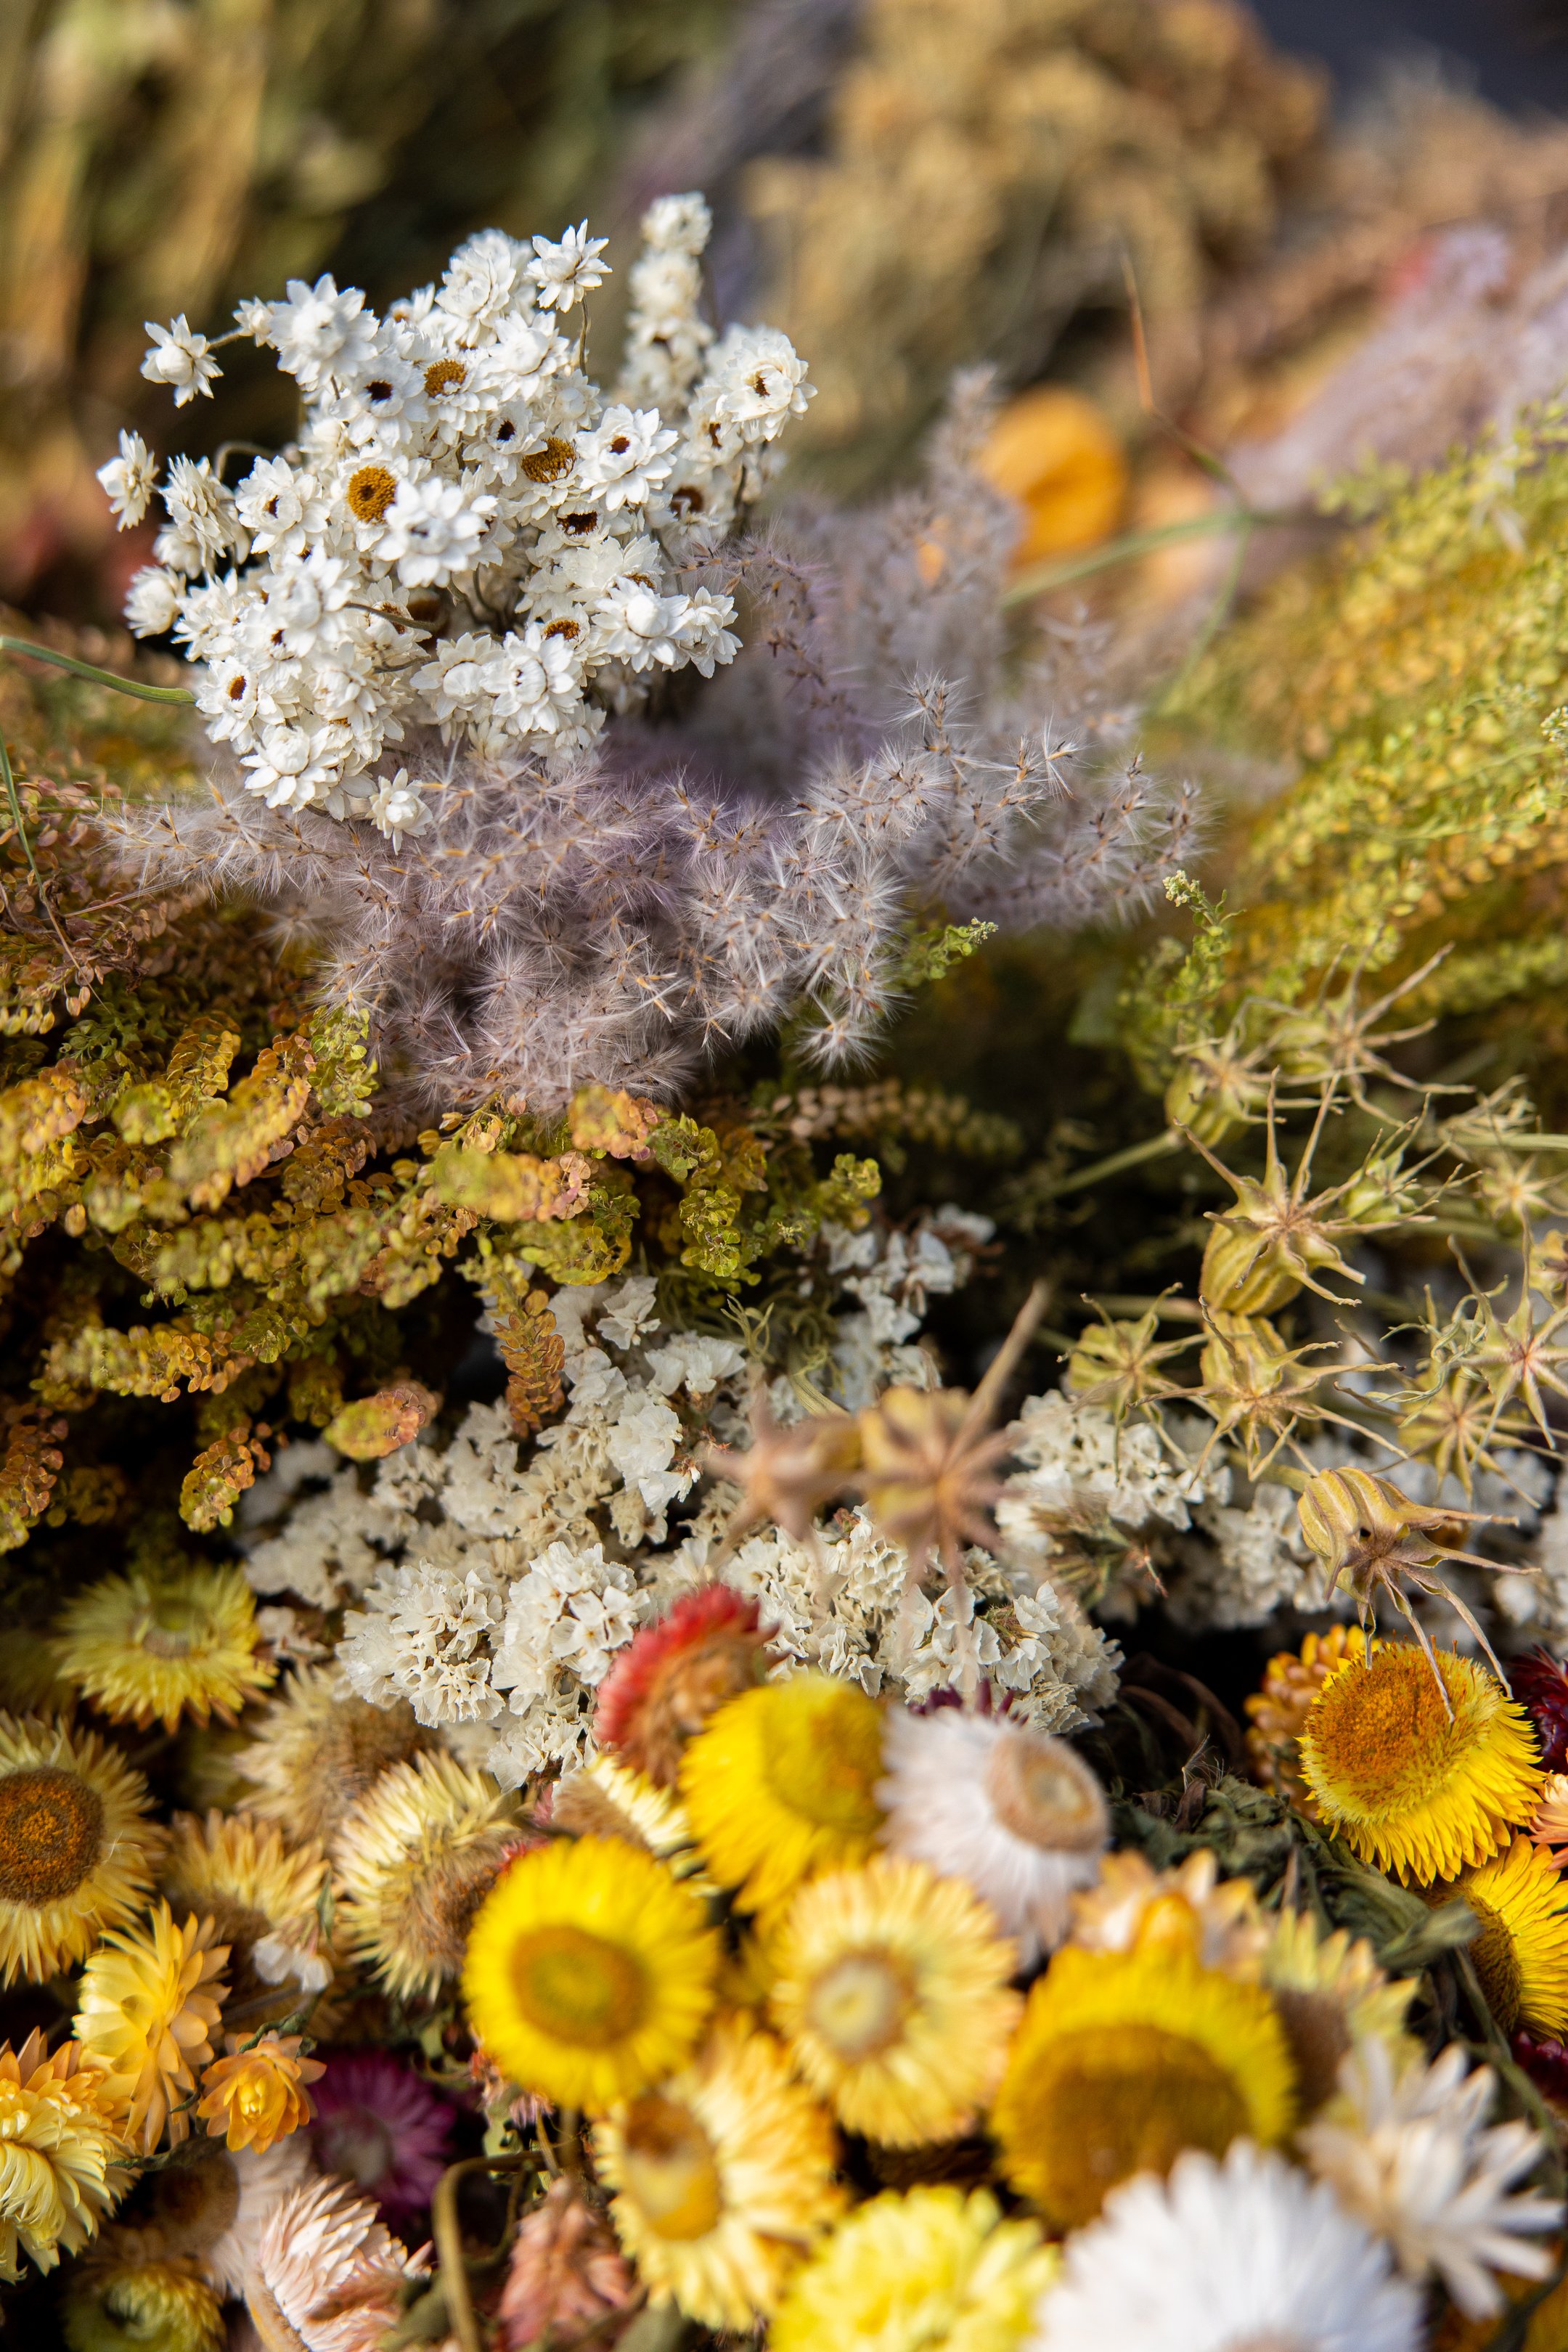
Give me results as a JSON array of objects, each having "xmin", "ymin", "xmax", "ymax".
[
  {"xmin": 487, "ymin": 1541, "xmax": 647, "ymax": 1776},
  {"xmin": 995, "ymin": 1393, "xmax": 1218, "ymax": 1619},
  {"xmin": 337, "ymin": 1558, "xmax": 506, "ymax": 1726},
  {"xmin": 823, "ymin": 1209, "xmax": 995, "ymax": 1408},
  {"xmin": 1299, "ymin": 2040, "xmax": 1561, "ymax": 2321},
  {"xmin": 106, "ymin": 198, "xmax": 809, "ymax": 844}
]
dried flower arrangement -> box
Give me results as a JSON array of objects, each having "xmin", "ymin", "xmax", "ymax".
[{"xmin": 9, "ymin": 63, "xmax": 1568, "ymax": 2352}]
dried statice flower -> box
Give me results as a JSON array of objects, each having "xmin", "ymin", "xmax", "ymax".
[{"xmin": 110, "ymin": 204, "xmax": 1196, "ymax": 1110}]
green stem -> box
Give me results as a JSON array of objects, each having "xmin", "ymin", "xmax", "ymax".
[
  {"xmin": 1034, "ymin": 1127, "xmax": 1182, "ymax": 1199},
  {"xmin": 1, "ymin": 635, "xmax": 195, "ymax": 706},
  {"xmin": 0, "ymin": 732, "xmax": 40, "ymax": 884},
  {"xmin": 1000, "ymin": 505, "xmax": 1317, "ymax": 606}
]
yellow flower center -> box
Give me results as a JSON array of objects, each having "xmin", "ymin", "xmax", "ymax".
[
  {"xmin": 0, "ymin": 1767, "xmax": 104, "ymax": 1906},
  {"xmin": 986, "ymin": 1733, "xmax": 1105, "ymax": 1853},
  {"xmin": 759, "ymin": 1685, "xmax": 883, "ymax": 1834},
  {"xmin": 807, "ymin": 1948, "xmax": 915, "ymax": 2061},
  {"xmin": 1467, "ymin": 1895, "xmax": 1523, "ymax": 2031},
  {"xmin": 346, "ymin": 465, "xmax": 399, "ymax": 523},
  {"xmin": 518, "ymin": 436, "xmax": 575, "ymax": 483},
  {"xmin": 1311, "ymin": 1652, "xmax": 1458, "ymax": 1810},
  {"xmin": 618, "ymin": 2094, "xmax": 724, "ymax": 2240},
  {"xmin": 1004, "ymin": 2022, "xmax": 1248, "ymax": 2229},
  {"xmin": 424, "ymin": 359, "xmax": 467, "ymax": 396},
  {"xmin": 508, "ymin": 1923, "xmax": 650, "ymax": 2047}
]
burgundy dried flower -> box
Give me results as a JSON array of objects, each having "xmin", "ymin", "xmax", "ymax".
[
  {"xmin": 1509, "ymin": 1649, "xmax": 1568, "ymax": 1773},
  {"xmin": 1512, "ymin": 2027, "xmax": 1568, "ymax": 2110},
  {"xmin": 309, "ymin": 2050, "xmax": 455, "ymax": 2224}
]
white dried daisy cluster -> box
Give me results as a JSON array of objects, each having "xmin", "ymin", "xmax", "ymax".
[{"xmin": 108, "ymin": 197, "xmax": 808, "ymax": 844}]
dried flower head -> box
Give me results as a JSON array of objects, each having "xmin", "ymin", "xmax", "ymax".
[
  {"xmin": 54, "ymin": 1563, "xmax": 275, "ymax": 1733},
  {"xmin": 498, "ymin": 2176, "xmax": 637, "ymax": 2351},
  {"xmin": 332, "ymin": 1751, "xmax": 520, "ymax": 2004},
  {"xmin": 72, "ymin": 1904, "xmax": 230, "ymax": 2154},
  {"xmin": 195, "ymin": 2033, "xmax": 324, "ymax": 2154},
  {"xmin": 0, "ymin": 2031, "xmax": 127, "ymax": 2282},
  {"xmin": 234, "ymin": 1666, "xmax": 441, "ymax": 1850},
  {"xmin": 595, "ymin": 1586, "xmax": 772, "ymax": 1787},
  {"xmin": 0, "ymin": 1712, "xmax": 160, "ymax": 1986}
]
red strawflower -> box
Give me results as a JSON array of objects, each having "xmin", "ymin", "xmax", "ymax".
[
  {"xmin": 1509, "ymin": 1649, "xmax": 1568, "ymax": 1773},
  {"xmin": 594, "ymin": 1585, "xmax": 772, "ymax": 1787},
  {"xmin": 1512, "ymin": 2027, "xmax": 1568, "ymax": 2109},
  {"xmin": 309, "ymin": 2050, "xmax": 455, "ymax": 2224}
]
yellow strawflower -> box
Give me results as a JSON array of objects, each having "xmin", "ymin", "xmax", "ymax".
[
  {"xmin": 681, "ymin": 1674, "xmax": 885, "ymax": 1914},
  {"xmin": 54, "ymin": 1564, "xmax": 275, "ymax": 1733},
  {"xmin": 770, "ymin": 2186, "xmax": 1057, "ymax": 2352},
  {"xmin": 463, "ymin": 1835, "xmax": 719, "ymax": 2113},
  {"xmin": 0, "ymin": 1712, "xmax": 160, "ymax": 1986},
  {"xmin": 1461, "ymin": 1835, "xmax": 1568, "ymax": 2038},
  {"xmin": 0, "ymin": 2031, "xmax": 127, "ymax": 2282},
  {"xmin": 769, "ymin": 1857, "xmax": 1021, "ymax": 2146},
  {"xmin": 595, "ymin": 2020, "xmax": 841, "ymax": 2329},
  {"xmin": 1299, "ymin": 1644, "xmax": 1543, "ymax": 1885},
  {"xmin": 72, "ymin": 1904, "xmax": 229, "ymax": 2154}
]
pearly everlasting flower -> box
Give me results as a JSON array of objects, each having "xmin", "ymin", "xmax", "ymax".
[
  {"xmin": 574, "ymin": 406, "xmax": 677, "ymax": 510},
  {"xmin": 366, "ymin": 770, "xmax": 433, "ymax": 849},
  {"xmin": 696, "ymin": 323, "xmax": 814, "ymax": 449},
  {"xmin": 233, "ymin": 296, "xmax": 274, "ymax": 339},
  {"xmin": 241, "ymin": 720, "xmax": 356, "ymax": 811},
  {"xmin": 380, "ymin": 474, "xmax": 496, "ymax": 585},
  {"xmin": 96, "ymin": 429, "xmax": 158, "ymax": 528},
  {"xmin": 234, "ymin": 456, "xmax": 330, "ymax": 559},
  {"xmin": 1029, "ymin": 2141, "xmax": 1423, "ymax": 2352},
  {"xmin": 486, "ymin": 622, "xmax": 583, "ymax": 738},
  {"xmin": 125, "ymin": 565, "xmax": 184, "ymax": 637},
  {"xmin": 528, "ymin": 221, "xmax": 609, "ymax": 311},
  {"xmin": 438, "ymin": 227, "xmax": 530, "ymax": 327},
  {"xmin": 155, "ymin": 455, "xmax": 245, "ymax": 576},
  {"xmin": 1300, "ymin": 2039, "xmax": 1561, "ymax": 2317},
  {"xmin": 269, "ymin": 273, "xmax": 377, "ymax": 394},
  {"xmin": 141, "ymin": 315, "xmax": 221, "ymax": 404},
  {"xmin": 264, "ymin": 549, "xmax": 354, "ymax": 656},
  {"xmin": 594, "ymin": 581, "xmax": 695, "ymax": 670}
]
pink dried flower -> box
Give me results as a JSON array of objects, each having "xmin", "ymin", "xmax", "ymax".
[{"xmin": 498, "ymin": 2178, "xmax": 638, "ymax": 2351}]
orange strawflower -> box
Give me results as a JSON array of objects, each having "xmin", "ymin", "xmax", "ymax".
[{"xmin": 195, "ymin": 2033, "xmax": 324, "ymax": 2153}]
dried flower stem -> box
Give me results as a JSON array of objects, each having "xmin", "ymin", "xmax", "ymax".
[{"xmin": 1, "ymin": 636, "xmax": 197, "ymax": 706}]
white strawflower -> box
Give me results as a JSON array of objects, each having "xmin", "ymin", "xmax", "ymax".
[
  {"xmin": 574, "ymin": 405, "xmax": 677, "ymax": 510},
  {"xmin": 234, "ymin": 455, "xmax": 330, "ymax": 558},
  {"xmin": 528, "ymin": 220, "xmax": 610, "ymax": 311},
  {"xmin": 233, "ymin": 297, "xmax": 274, "ymax": 339},
  {"xmin": 367, "ymin": 769, "xmax": 433, "ymax": 850},
  {"xmin": 642, "ymin": 192, "xmax": 711, "ymax": 256},
  {"xmin": 878, "ymin": 1705, "xmax": 1108, "ymax": 1964},
  {"xmin": 264, "ymin": 548, "xmax": 354, "ymax": 656},
  {"xmin": 124, "ymin": 565, "xmax": 184, "ymax": 635},
  {"xmin": 241, "ymin": 719, "xmax": 354, "ymax": 810},
  {"xmin": 269, "ymin": 271, "xmax": 377, "ymax": 393},
  {"xmin": 380, "ymin": 475, "xmax": 497, "ymax": 585},
  {"xmin": 485, "ymin": 623, "xmax": 582, "ymax": 738},
  {"xmin": 96, "ymin": 429, "xmax": 158, "ymax": 528},
  {"xmin": 1300, "ymin": 2038, "xmax": 1561, "ymax": 2318},
  {"xmin": 1029, "ymin": 2142, "xmax": 1424, "ymax": 2352},
  {"xmin": 411, "ymin": 632, "xmax": 503, "ymax": 727},
  {"xmin": 671, "ymin": 587, "xmax": 740, "ymax": 677},
  {"xmin": 155, "ymin": 454, "xmax": 244, "ymax": 575},
  {"xmin": 141, "ymin": 314, "xmax": 221, "ymax": 404}
]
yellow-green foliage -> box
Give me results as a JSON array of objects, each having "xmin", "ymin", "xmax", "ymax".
[{"xmin": 1161, "ymin": 412, "xmax": 1568, "ymax": 1034}]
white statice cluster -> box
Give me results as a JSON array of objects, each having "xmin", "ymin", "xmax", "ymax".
[
  {"xmin": 104, "ymin": 196, "xmax": 809, "ymax": 844},
  {"xmin": 239, "ymin": 1228, "xmax": 1116, "ymax": 1783},
  {"xmin": 996, "ymin": 1390, "xmax": 1338, "ymax": 1631}
]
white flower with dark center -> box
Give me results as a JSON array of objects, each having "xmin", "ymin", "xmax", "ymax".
[
  {"xmin": 380, "ymin": 475, "xmax": 496, "ymax": 585},
  {"xmin": 1300, "ymin": 2039, "xmax": 1561, "ymax": 2318},
  {"xmin": 366, "ymin": 769, "xmax": 433, "ymax": 851},
  {"xmin": 696, "ymin": 323, "xmax": 814, "ymax": 447},
  {"xmin": 438, "ymin": 227, "xmax": 530, "ymax": 327},
  {"xmin": 141, "ymin": 314, "xmax": 221, "ymax": 404},
  {"xmin": 234, "ymin": 456, "xmax": 330, "ymax": 559},
  {"xmin": 1029, "ymin": 2141, "xmax": 1424, "ymax": 2352},
  {"xmin": 96, "ymin": 429, "xmax": 158, "ymax": 528},
  {"xmin": 125, "ymin": 565, "xmax": 184, "ymax": 635},
  {"xmin": 195, "ymin": 656, "xmax": 260, "ymax": 743},
  {"xmin": 156, "ymin": 454, "xmax": 245, "ymax": 575},
  {"xmin": 574, "ymin": 406, "xmax": 677, "ymax": 511},
  {"xmin": 528, "ymin": 221, "xmax": 610, "ymax": 311},
  {"xmin": 878, "ymin": 1705, "xmax": 1108, "ymax": 1964},
  {"xmin": 269, "ymin": 272, "xmax": 378, "ymax": 394}
]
